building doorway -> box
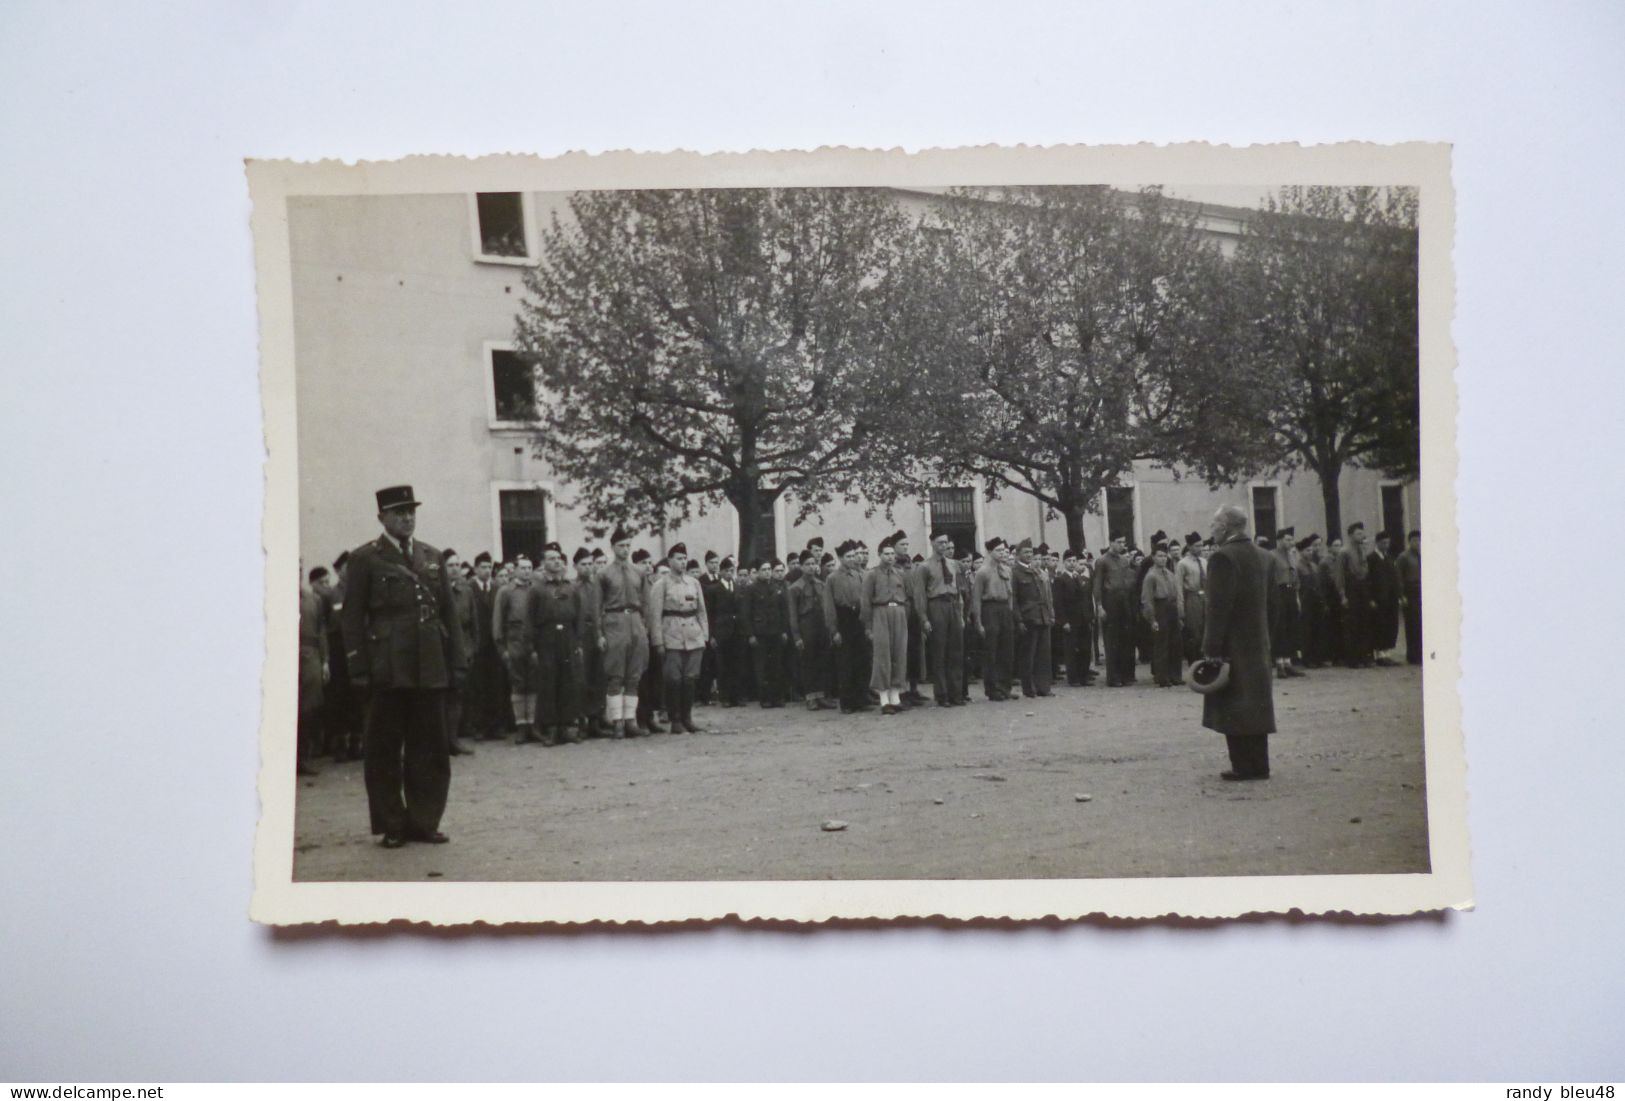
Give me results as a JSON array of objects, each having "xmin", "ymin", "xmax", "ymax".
[
  {"xmin": 498, "ymin": 487, "xmax": 549, "ymax": 564},
  {"xmin": 1381, "ymin": 484, "xmax": 1407, "ymax": 542},
  {"xmin": 1106, "ymin": 486, "xmax": 1136, "ymax": 546},
  {"xmin": 928, "ymin": 487, "xmax": 978, "ymax": 556}
]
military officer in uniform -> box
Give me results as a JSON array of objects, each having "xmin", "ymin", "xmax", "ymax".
[
  {"xmin": 1011, "ymin": 538, "xmax": 1055, "ymax": 698},
  {"xmin": 648, "ymin": 542, "xmax": 710, "ymax": 733},
  {"xmin": 339, "ymin": 486, "xmax": 466, "ymax": 848}
]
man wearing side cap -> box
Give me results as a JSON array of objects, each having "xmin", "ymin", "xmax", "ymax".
[{"xmin": 339, "ymin": 485, "xmax": 466, "ymax": 848}]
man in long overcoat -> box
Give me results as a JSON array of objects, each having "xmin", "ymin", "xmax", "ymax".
[{"xmin": 1200, "ymin": 505, "xmax": 1278, "ymax": 782}]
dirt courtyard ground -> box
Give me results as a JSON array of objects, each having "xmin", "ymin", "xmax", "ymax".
[{"xmin": 291, "ymin": 663, "xmax": 1428, "ymax": 882}]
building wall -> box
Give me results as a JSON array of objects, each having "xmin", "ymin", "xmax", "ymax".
[{"xmin": 291, "ymin": 191, "xmax": 1416, "ymax": 571}]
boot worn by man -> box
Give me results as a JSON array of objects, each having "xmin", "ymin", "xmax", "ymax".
[{"xmin": 679, "ymin": 680, "xmax": 702, "ymax": 733}]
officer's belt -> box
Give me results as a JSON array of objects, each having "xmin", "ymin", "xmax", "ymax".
[{"xmin": 662, "ymin": 609, "xmax": 699, "ymax": 617}]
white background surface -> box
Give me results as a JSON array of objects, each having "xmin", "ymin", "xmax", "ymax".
[{"xmin": 3, "ymin": 0, "xmax": 1622, "ymax": 1082}]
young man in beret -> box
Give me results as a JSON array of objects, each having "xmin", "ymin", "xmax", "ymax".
[
  {"xmin": 1092, "ymin": 535, "xmax": 1140, "ymax": 687},
  {"xmin": 863, "ymin": 537, "xmax": 911, "ymax": 714},
  {"xmin": 823, "ymin": 541, "xmax": 872, "ymax": 713},
  {"xmin": 529, "ymin": 542, "xmax": 588, "ymax": 745},
  {"xmin": 571, "ymin": 547, "xmax": 607, "ymax": 737},
  {"xmin": 742, "ymin": 557, "xmax": 793, "ymax": 708},
  {"xmin": 911, "ymin": 529, "xmax": 968, "ymax": 706},
  {"xmin": 789, "ymin": 550, "xmax": 837, "ymax": 711},
  {"xmin": 971, "ymin": 538, "xmax": 1017, "ymax": 701},
  {"xmin": 594, "ymin": 527, "xmax": 654, "ymax": 738},
  {"xmin": 440, "ymin": 549, "xmax": 478, "ymax": 755},
  {"xmin": 1011, "ymin": 538, "xmax": 1055, "ymax": 698},
  {"xmin": 339, "ymin": 486, "xmax": 467, "ymax": 848},
  {"xmin": 494, "ymin": 553, "xmax": 539, "ymax": 742}
]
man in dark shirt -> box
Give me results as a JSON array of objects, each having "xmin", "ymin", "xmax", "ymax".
[{"xmin": 742, "ymin": 558, "xmax": 793, "ymax": 707}]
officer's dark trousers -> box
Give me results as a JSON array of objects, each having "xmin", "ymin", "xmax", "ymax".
[
  {"xmin": 1403, "ymin": 586, "xmax": 1423, "ymax": 664},
  {"xmin": 363, "ymin": 688, "xmax": 451, "ymax": 837},
  {"xmin": 834, "ymin": 606, "xmax": 868, "ymax": 709},
  {"xmin": 1224, "ymin": 734, "xmax": 1270, "ymax": 778},
  {"xmin": 1343, "ymin": 579, "xmax": 1373, "ymax": 666},
  {"xmin": 979, "ymin": 602, "xmax": 1015, "ymax": 699},
  {"xmin": 716, "ymin": 636, "xmax": 744, "ymax": 704},
  {"xmin": 1065, "ymin": 615, "xmax": 1092, "ymax": 684},
  {"xmin": 698, "ymin": 643, "xmax": 718, "ymax": 702},
  {"xmin": 797, "ymin": 613, "xmax": 832, "ymax": 700},
  {"xmin": 535, "ymin": 623, "xmax": 578, "ymax": 727},
  {"xmin": 1018, "ymin": 623, "xmax": 1052, "ymax": 696},
  {"xmin": 753, "ymin": 635, "xmax": 786, "ymax": 705},
  {"xmin": 1151, "ymin": 599, "xmax": 1183, "ymax": 686},
  {"xmin": 926, "ymin": 597, "xmax": 966, "ymax": 703},
  {"xmin": 1103, "ymin": 591, "xmax": 1138, "ymax": 684}
]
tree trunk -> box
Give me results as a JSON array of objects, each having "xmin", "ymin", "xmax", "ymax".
[
  {"xmin": 1316, "ymin": 461, "xmax": 1343, "ymax": 541},
  {"xmin": 1063, "ymin": 507, "xmax": 1087, "ymax": 553},
  {"xmin": 729, "ymin": 479, "xmax": 778, "ymax": 565}
]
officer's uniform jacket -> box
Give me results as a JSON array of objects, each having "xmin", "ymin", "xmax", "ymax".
[
  {"xmin": 1011, "ymin": 560, "xmax": 1055, "ymax": 627},
  {"xmin": 741, "ymin": 576, "xmax": 792, "ymax": 638},
  {"xmin": 340, "ymin": 534, "xmax": 466, "ymax": 691},
  {"xmin": 648, "ymin": 573, "xmax": 710, "ymax": 650}
]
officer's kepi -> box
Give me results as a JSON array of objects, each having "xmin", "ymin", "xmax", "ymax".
[{"xmin": 375, "ymin": 485, "xmax": 421, "ymax": 512}]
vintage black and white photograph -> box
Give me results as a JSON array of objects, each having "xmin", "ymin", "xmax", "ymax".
[{"xmin": 251, "ymin": 144, "xmax": 1464, "ymax": 923}]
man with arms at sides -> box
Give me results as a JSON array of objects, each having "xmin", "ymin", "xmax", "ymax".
[
  {"xmin": 911, "ymin": 529, "xmax": 968, "ymax": 707},
  {"xmin": 648, "ymin": 542, "xmax": 710, "ymax": 733},
  {"xmin": 1200, "ymin": 504, "xmax": 1278, "ymax": 782},
  {"xmin": 594, "ymin": 528, "xmax": 653, "ymax": 739},
  {"xmin": 789, "ymin": 550, "xmax": 838, "ymax": 711},
  {"xmin": 571, "ymin": 547, "xmax": 608, "ymax": 737},
  {"xmin": 1333, "ymin": 522, "xmax": 1375, "ymax": 668},
  {"xmin": 1269, "ymin": 527, "xmax": 1305, "ymax": 679},
  {"xmin": 863, "ymin": 536, "xmax": 911, "ymax": 715},
  {"xmin": 1396, "ymin": 529, "xmax": 1423, "ymax": 666},
  {"xmin": 1174, "ymin": 533, "xmax": 1207, "ymax": 666},
  {"xmin": 1011, "ymin": 538, "xmax": 1055, "ymax": 699},
  {"xmin": 1140, "ymin": 543, "xmax": 1185, "ymax": 687},
  {"xmin": 696, "ymin": 550, "xmax": 722, "ymax": 704},
  {"xmin": 493, "ymin": 552, "xmax": 539, "ymax": 743},
  {"xmin": 440, "ymin": 549, "xmax": 477, "ymax": 755},
  {"xmin": 1093, "ymin": 535, "xmax": 1139, "ymax": 687},
  {"xmin": 708, "ymin": 556, "xmax": 744, "ymax": 708},
  {"xmin": 339, "ymin": 485, "xmax": 466, "ymax": 847},
  {"xmin": 527, "ymin": 542, "xmax": 587, "ymax": 746},
  {"xmin": 1367, "ymin": 531, "xmax": 1403, "ymax": 667},
  {"xmin": 741, "ymin": 558, "xmax": 793, "ymax": 709},
  {"xmin": 971, "ymin": 537, "xmax": 1017, "ymax": 702},
  {"xmin": 297, "ymin": 562, "xmax": 328, "ymax": 778},
  {"xmin": 823, "ymin": 541, "xmax": 871, "ymax": 714}
]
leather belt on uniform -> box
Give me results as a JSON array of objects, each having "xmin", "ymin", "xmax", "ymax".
[
  {"xmin": 603, "ymin": 607, "xmax": 638, "ymax": 613},
  {"xmin": 417, "ymin": 606, "xmax": 437, "ymax": 623},
  {"xmin": 930, "ymin": 594, "xmax": 958, "ymax": 601},
  {"xmin": 879, "ymin": 600, "xmax": 905, "ymax": 607},
  {"xmin": 662, "ymin": 609, "xmax": 699, "ymax": 617}
]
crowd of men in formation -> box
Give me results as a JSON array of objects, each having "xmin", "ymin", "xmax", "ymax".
[{"xmin": 294, "ymin": 486, "xmax": 1422, "ymax": 847}]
